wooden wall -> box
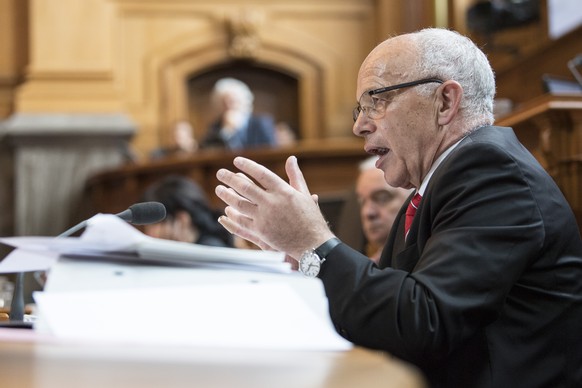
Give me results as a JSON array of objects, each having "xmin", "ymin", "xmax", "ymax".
[
  {"xmin": 494, "ymin": 25, "xmax": 582, "ymax": 107},
  {"xmin": 1, "ymin": 0, "xmax": 581, "ymax": 237},
  {"xmin": 3, "ymin": 0, "xmax": 579, "ymax": 155}
]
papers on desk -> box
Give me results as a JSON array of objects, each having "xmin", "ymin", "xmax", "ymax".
[
  {"xmin": 33, "ymin": 282, "xmax": 353, "ymax": 351},
  {"xmin": 1, "ymin": 214, "xmax": 353, "ymax": 352},
  {"xmin": 0, "ymin": 214, "xmax": 289, "ymax": 273}
]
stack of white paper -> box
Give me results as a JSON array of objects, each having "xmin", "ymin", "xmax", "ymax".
[
  {"xmin": 33, "ymin": 281, "xmax": 352, "ymax": 351},
  {"xmin": 0, "ymin": 214, "xmax": 353, "ymax": 351},
  {"xmin": 0, "ymin": 214, "xmax": 290, "ymax": 273}
]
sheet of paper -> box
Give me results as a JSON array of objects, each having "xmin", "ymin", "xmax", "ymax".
[
  {"xmin": 34, "ymin": 282, "xmax": 352, "ymax": 351},
  {"xmin": 0, "ymin": 249, "xmax": 59, "ymax": 273},
  {"xmin": 0, "ymin": 214, "xmax": 288, "ymax": 272}
]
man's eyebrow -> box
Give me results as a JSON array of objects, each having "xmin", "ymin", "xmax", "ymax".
[
  {"xmin": 372, "ymin": 189, "xmax": 394, "ymax": 195},
  {"xmin": 369, "ymin": 189, "xmax": 397, "ymax": 200}
]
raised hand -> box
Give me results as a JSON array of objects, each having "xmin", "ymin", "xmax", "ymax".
[{"xmin": 215, "ymin": 156, "xmax": 335, "ymax": 259}]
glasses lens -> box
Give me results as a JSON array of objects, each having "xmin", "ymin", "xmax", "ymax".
[
  {"xmin": 362, "ymin": 94, "xmax": 383, "ymax": 120},
  {"xmin": 352, "ymin": 106, "xmax": 361, "ymax": 122},
  {"xmin": 354, "ymin": 91, "xmax": 392, "ymax": 122}
]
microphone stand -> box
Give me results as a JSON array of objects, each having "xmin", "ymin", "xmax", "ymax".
[
  {"xmin": 0, "ymin": 271, "xmax": 30, "ymax": 328},
  {"xmin": 6, "ymin": 224, "xmax": 82, "ymax": 325},
  {"xmin": 6, "ymin": 202, "xmax": 166, "ymax": 326},
  {"xmin": 6, "ymin": 219, "xmax": 84, "ymax": 326},
  {"xmin": 9, "ymin": 272, "xmax": 24, "ymax": 322}
]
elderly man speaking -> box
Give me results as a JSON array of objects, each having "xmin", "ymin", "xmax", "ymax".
[{"xmin": 215, "ymin": 28, "xmax": 582, "ymax": 388}]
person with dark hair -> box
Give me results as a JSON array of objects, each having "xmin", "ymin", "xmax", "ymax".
[{"xmin": 140, "ymin": 175, "xmax": 232, "ymax": 247}]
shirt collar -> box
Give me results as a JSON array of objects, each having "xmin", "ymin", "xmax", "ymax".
[{"xmin": 418, "ymin": 137, "xmax": 464, "ymax": 196}]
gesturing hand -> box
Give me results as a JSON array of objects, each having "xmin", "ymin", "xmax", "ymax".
[{"xmin": 215, "ymin": 156, "xmax": 335, "ymax": 259}]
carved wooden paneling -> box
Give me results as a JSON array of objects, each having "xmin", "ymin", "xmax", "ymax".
[
  {"xmin": 497, "ymin": 94, "xmax": 582, "ymax": 229},
  {"xmin": 12, "ymin": 0, "xmax": 382, "ymax": 159}
]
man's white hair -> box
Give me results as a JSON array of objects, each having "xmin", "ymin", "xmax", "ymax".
[
  {"xmin": 212, "ymin": 77, "xmax": 254, "ymax": 112},
  {"xmin": 409, "ymin": 28, "xmax": 496, "ymax": 131}
]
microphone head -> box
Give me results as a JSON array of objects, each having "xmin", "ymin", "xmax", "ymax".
[{"xmin": 126, "ymin": 202, "xmax": 167, "ymax": 225}]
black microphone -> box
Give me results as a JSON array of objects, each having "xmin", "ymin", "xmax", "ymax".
[
  {"xmin": 6, "ymin": 202, "xmax": 166, "ymax": 325},
  {"xmin": 58, "ymin": 201, "xmax": 167, "ymax": 237},
  {"xmin": 115, "ymin": 202, "xmax": 167, "ymax": 225}
]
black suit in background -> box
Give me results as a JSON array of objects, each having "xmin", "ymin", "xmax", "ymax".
[
  {"xmin": 201, "ymin": 115, "xmax": 277, "ymax": 150},
  {"xmin": 319, "ymin": 126, "xmax": 582, "ymax": 388}
]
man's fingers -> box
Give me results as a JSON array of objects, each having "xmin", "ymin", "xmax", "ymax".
[
  {"xmin": 285, "ymin": 156, "xmax": 311, "ymax": 195},
  {"xmin": 235, "ymin": 172, "xmax": 255, "ymax": 185},
  {"xmin": 218, "ymin": 212, "xmax": 256, "ymax": 243},
  {"xmin": 217, "ymin": 213, "xmax": 273, "ymax": 251},
  {"xmin": 216, "ymin": 168, "xmax": 266, "ymax": 206},
  {"xmin": 231, "ymin": 157, "xmax": 286, "ymax": 192},
  {"xmin": 215, "ymin": 184, "xmax": 257, "ymax": 216}
]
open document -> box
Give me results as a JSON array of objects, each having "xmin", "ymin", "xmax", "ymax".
[
  {"xmin": 0, "ymin": 214, "xmax": 289, "ymax": 273},
  {"xmin": 0, "ymin": 214, "xmax": 353, "ymax": 351}
]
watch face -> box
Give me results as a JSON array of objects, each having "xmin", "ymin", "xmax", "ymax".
[{"xmin": 299, "ymin": 251, "xmax": 321, "ymax": 277}]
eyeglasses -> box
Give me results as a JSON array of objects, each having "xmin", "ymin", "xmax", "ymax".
[
  {"xmin": 352, "ymin": 78, "xmax": 444, "ymax": 122},
  {"xmin": 358, "ymin": 189, "xmax": 397, "ymax": 207}
]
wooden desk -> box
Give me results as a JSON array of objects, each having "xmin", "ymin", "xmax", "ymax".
[{"xmin": 0, "ymin": 330, "xmax": 425, "ymax": 388}]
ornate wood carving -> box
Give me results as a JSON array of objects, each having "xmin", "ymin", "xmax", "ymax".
[{"xmin": 226, "ymin": 9, "xmax": 265, "ymax": 60}]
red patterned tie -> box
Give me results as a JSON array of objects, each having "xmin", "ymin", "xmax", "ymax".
[{"xmin": 405, "ymin": 193, "xmax": 422, "ymax": 239}]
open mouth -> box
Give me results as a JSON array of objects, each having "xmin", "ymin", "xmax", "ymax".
[{"xmin": 365, "ymin": 147, "xmax": 389, "ymax": 156}]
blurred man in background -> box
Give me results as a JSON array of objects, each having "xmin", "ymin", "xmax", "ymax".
[
  {"xmin": 201, "ymin": 78, "xmax": 277, "ymax": 150},
  {"xmin": 356, "ymin": 157, "xmax": 410, "ymax": 263}
]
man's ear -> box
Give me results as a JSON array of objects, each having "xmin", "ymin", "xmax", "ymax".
[{"xmin": 437, "ymin": 81, "xmax": 463, "ymax": 126}]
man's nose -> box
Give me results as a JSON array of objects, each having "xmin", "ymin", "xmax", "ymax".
[
  {"xmin": 353, "ymin": 114, "xmax": 372, "ymax": 137},
  {"xmin": 362, "ymin": 202, "xmax": 379, "ymax": 217}
]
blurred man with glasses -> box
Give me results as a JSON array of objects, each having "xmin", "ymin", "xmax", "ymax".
[{"xmin": 355, "ymin": 156, "xmax": 410, "ymax": 264}]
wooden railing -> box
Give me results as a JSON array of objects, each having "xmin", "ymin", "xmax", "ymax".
[{"xmin": 86, "ymin": 139, "xmax": 368, "ymax": 217}]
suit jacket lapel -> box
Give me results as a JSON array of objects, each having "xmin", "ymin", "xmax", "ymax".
[
  {"xmin": 379, "ymin": 195, "xmax": 409, "ymax": 268},
  {"xmin": 379, "ymin": 193, "xmax": 421, "ymax": 272}
]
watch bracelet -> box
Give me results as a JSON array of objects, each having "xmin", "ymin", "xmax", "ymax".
[{"xmin": 314, "ymin": 237, "xmax": 342, "ymax": 259}]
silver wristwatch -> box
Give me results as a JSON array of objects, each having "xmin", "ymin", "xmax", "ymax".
[{"xmin": 299, "ymin": 237, "xmax": 341, "ymax": 277}]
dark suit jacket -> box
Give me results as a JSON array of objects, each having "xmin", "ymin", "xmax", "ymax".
[
  {"xmin": 201, "ymin": 115, "xmax": 276, "ymax": 150},
  {"xmin": 319, "ymin": 126, "xmax": 582, "ymax": 388}
]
